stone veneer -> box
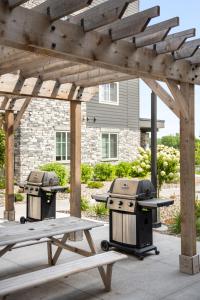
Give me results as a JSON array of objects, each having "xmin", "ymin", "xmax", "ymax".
[{"xmin": 14, "ymin": 98, "xmax": 140, "ymax": 182}]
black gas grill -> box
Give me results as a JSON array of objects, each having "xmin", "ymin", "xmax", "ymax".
[
  {"xmin": 20, "ymin": 171, "xmax": 67, "ymax": 223},
  {"xmin": 92, "ymin": 178, "xmax": 174, "ymax": 260}
]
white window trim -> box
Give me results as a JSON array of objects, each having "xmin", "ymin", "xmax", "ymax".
[
  {"xmin": 55, "ymin": 131, "xmax": 70, "ymax": 163},
  {"xmin": 99, "ymin": 82, "xmax": 119, "ymax": 106},
  {"xmin": 101, "ymin": 132, "xmax": 119, "ymax": 161}
]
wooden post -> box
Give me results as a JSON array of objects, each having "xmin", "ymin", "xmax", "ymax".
[
  {"xmin": 70, "ymin": 101, "xmax": 81, "ymax": 218},
  {"xmin": 4, "ymin": 110, "xmax": 15, "ymax": 221},
  {"xmin": 70, "ymin": 101, "xmax": 82, "ymax": 240},
  {"xmin": 179, "ymin": 83, "xmax": 199, "ymax": 274}
]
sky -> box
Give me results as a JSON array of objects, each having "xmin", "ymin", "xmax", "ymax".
[{"xmin": 140, "ymin": 0, "xmax": 200, "ymax": 137}]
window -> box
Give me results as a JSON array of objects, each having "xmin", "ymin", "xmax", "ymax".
[
  {"xmin": 102, "ymin": 133, "xmax": 118, "ymax": 160},
  {"xmin": 56, "ymin": 132, "xmax": 70, "ymax": 161},
  {"xmin": 99, "ymin": 82, "xmax": 119, "ymax": 105}
]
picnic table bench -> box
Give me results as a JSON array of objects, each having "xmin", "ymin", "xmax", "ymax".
[{"xmin": 0, "ymin": 217, "xmax": 127, "ymax": 298}]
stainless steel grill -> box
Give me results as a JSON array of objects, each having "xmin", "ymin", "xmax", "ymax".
[
  {"xmin": 20, "ymin": 171, "xmax": 67, "ymax": 223},
  {"xmin": 92, "ymin": 178, "xmax": 174, "ymax": 260}
]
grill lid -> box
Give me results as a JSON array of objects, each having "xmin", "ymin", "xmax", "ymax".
[
  {"xmin": 109, "ymin": 179, "xmax": 156, "ymax": 200},
  {"xmin": 27, "ymin": 171, "xmax": 59, "ymax": 187}
]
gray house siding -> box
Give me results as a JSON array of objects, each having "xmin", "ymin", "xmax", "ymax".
[{"xmin": 86, "ymin": 79, "xmax": 139, "ymax": 130}]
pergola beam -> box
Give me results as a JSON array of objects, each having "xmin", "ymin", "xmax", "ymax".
[
  {"xmin": 70, "ymin": 0, "xmax": 136, "ymax": 32},
  {"xmin": 102, "ymin": 6, "xmax": 160, "ymax": 41},
  {"xmin": 174, "ymin": 39, "xmax": 200, "ymax": 60},
  {"xmin": 0, "ymin": 4, "xmax": 198, "ymax": 85},
  {"xmin": 154, "ymin": 28, "xmax": 196, "ymax": 54},
  {"xmin": 142, "ymin": 78, "xmax": 180, "ymax": 118},
  {"xmin": 34, "ymin": 0, "xmax": 93, "ymax": 22},
  {"xmin": 133, "ymin": 17, "xmax": 179, "ymax": 47},
  {"xmin": 6, "ymin": 0, "xmax": 28, "ymax": 9}
]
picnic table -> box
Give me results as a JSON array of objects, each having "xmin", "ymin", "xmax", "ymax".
[{"xmin": 0, "ymin": 217, "xmax": 127, "ymax": 297}]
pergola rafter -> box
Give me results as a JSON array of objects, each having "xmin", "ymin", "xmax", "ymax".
[{"xmin": 0, "ymin": 0, "xmax": 199, "ymax": 275}]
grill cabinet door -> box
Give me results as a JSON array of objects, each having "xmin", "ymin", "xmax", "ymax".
[
  {"xmin": 112, "ymin": 211, "xmax": 123, "ymax": 243},
  {"xmin": 123, "ymin": 214, "xmax": 136, "ymax": 245},
  {"xmin": 28, "ymin": 196, "xmax": 41, "ymax": 220}
]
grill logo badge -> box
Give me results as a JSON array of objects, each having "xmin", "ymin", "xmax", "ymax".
[{"xmin": 121, "ymin": 183, "xmax": 129, "ymax": 190}]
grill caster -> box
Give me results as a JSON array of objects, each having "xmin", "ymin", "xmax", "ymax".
[
  {"xmin": 20, "ymin": 216, "xmax": 27, "ymax": 224},
  {"xmin": 138, "ymin": 256, "xmax": 144, "ymax": 261},
  {"xmin": 155, "ymin": 249, "xmax": 160, "ymax": 255},
  {"xmin": 101, "ymin": 240, "xmax": 110, "ymax": 252}
]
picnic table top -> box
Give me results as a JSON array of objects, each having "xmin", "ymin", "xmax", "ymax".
[{"xmin": 0, "ymin": 217, "xmax": 103, "ymax": 247}]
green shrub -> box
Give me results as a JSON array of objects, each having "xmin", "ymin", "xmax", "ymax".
[
  {"xmin": 0, "ymin": 129, "xmax": 5, "ymax": 169},
  {"xmin": 92, "ymin": 203, "xmax": 108, "ymax": 217},
  {"xmin": 115, "ymin": 162, "xmax": 131, "ymax": 178},
  {"xmin": 0, "ymin": 177, "xmax": 5, "ymax": 189},
  {"xmin": 81, "ymin": 197, "xmax": 90, "ymax": 211},
  {"xmin": 94, "ymin": 163, "xmax": 115, "ymax": 181},
  {"xmin": 170, "ymin": 201, "xmax": 200, "ymax": 236},
  {"xmin": 40, "ymin": 162, "xmax": 69, "ymax": 186},
  {"xmin": 81, "ymin": 164, "xmax": 93, "ymax": 183},
  {"xmin": 15, "ymin": 193, "xmax": 24, "ymax": 202},
  {"xmin": 169, "ymin": 212, "xmax": 181, "ymax": 234},
  {"xmin": 87, "ymin": 181, "xmax": 104, "ymax": 189}
]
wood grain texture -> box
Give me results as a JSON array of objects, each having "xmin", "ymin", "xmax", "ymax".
[
  {"xmin": 0, "ymin": 251, "xmax": 127, "ymax": 297},
  {"xmin": 0, "ymin": 217, "xmax": 102, "ymax": 246}
]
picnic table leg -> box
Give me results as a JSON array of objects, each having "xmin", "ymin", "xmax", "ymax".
[
  {"xmin": 84, "ymin": 230, "xmax": 107, "ymax": 289},
  {"xmin": 47, "ymin": 241, "xmax": 53, "ymax": 266},
  {"xmin": 0, "ymin": 244, "xmax": 15, "ymax": 258},
  {"xmin": 52, "ymin": 234, "xmax": 69, "ymax": 265},
  {"xmin": 105, "ymin": 263, "xmax": 114, "ymax": 292}
]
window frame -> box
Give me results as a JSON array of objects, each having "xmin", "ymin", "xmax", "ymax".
[
  {"xmin": 101, "ymin": 132, "xmax": 119, "ymax": 161},
  {"xmin": 55, "ymin": 131, "xmax": 70, "ymax": 163},
  {"xmin": 99, "ymin": 82, "xmax": 119, "ymax": 106}
]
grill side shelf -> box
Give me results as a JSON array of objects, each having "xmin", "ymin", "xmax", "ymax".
[
  {"xmin": 91, "ymin": 194, "xmax": 109, "ymax": 203},
  {"xmin": 138, "ymin": 198, "xmax": 174, "ymax": 208}
]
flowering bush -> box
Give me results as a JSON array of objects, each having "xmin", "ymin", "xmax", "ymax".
[
  {"xmin": 157, "ymin": 145, "xmax": 180, "ymax": 193},
  {"xmin": 130, "ymin": 147, "xmax": 151, "ymax": 178},
  {"xmin": 130, "ymin": 146, "xmax": 180, "ymax": 194}
]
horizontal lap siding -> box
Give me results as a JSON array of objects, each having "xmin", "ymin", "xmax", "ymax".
[
  {"xmin": 86, "ymin": 0, "xmax": 139, "ymax": 131},
  {"xmin": 86, "ymin": 79, "xmax": 139, "ymax": 130}
]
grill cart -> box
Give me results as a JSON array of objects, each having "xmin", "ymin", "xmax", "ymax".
[
  {"xmin": 20, "ymin": 171, "xmax": 67, "ymax": 223},
  {"xmin": 92, "ymin": 178, "xmax": 174, "ymax": 260}
]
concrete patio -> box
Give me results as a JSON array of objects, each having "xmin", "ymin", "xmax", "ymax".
[{"xmin": 1, "ymin": 211, "xmax": 200, "ymax": 300}]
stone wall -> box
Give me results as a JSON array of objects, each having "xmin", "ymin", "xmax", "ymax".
[{"xmin": 14, "ymin": 99, "xmax": 140, "ymax": 182}]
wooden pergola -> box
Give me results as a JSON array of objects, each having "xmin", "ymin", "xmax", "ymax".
[{"xmin": 0, "ymin": 0, "xmax": 199, "ymax": 274}]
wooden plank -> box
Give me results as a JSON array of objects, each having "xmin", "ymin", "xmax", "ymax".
[
  {"xmin": 188, "ymin": 48, "xmax": 200, "ymax": 64},
  {"xmin": 142, "ymin": 78, "xmax": 180, "ymax": 118},
  {"xmin": 0, "ymin": 251, "xmax": 127, "ymax": 297},
  {"xmin": 70, "ymin": 0, "xmax": 137, "ymax": 31},
  {"xmin": 0, "ymin": 3, "xmax": 198, "ymax": 85},
  {"xmin": 6, "ymin": 0, "xmax": 28, "ymax": 8},
  {"xmin": 42, "ymin": 65, "xmax": 94, "ymax": 81},
  {"xmin": 174, "ymin": 39, "xmax": 200, "ymax": 60},
  {"xmin": 70, "ymin": 98, "xmax": 81, "ymax": 218},
  {"xmin": 155, "ymin": 28, "xmax": 196, "ymax": 54},
  {"xmin": 84, "ymin": 229, "xmax": 107, "ymax": 287},
  {"xmin": 179, "ymin": 83, "xmax": 196, "ymax": 258},
  {"xmin": 34, "ymin": 0, "xmax": 93, "ymax": 22},
  {"xmin": 13, "ymin": 78, "xmax": 43, "ymax": 130},
  {"xmin": 0, "ymin": 97, "xmax": 9, "ymax": 110},
  {"xmin": 50, "ymin": 237, "xmax": 93, "ymax": 257},
  {"xmin": 101, "ymin": 6, "xmax": 160, "ymax": 41},
  {"xmin": 166, "ymin": 79, "xmax": 188, "ymax": 118},
  {"xmin": 0, "ymin": 217, "xmax": 102, "ymax": 247},
  {"xmin": 0, "ymin": 244, "xmax": 15, "ymax": 258},
  {"xmin": 4, "ymin": 109, "xmax": 15, "ymax": 221},
  {"xmin": 52, "ymin": 234, "xmax": 69, "ymax": 265},
  {"xmin": 134, "ymin": 17, "xmax": 180, "ymax": 47}
]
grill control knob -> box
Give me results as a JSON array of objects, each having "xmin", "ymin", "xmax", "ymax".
[
  {"xmin": 109, "ymin": 200, "xmax": 113, "ymax": 204},
  {"xmin": 118, "ymin": 201, "xmax": 123, "ymax": 206},
  {"xmin": 129, "ymin": 202, "xmax": 134, "ymax": 207}
]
